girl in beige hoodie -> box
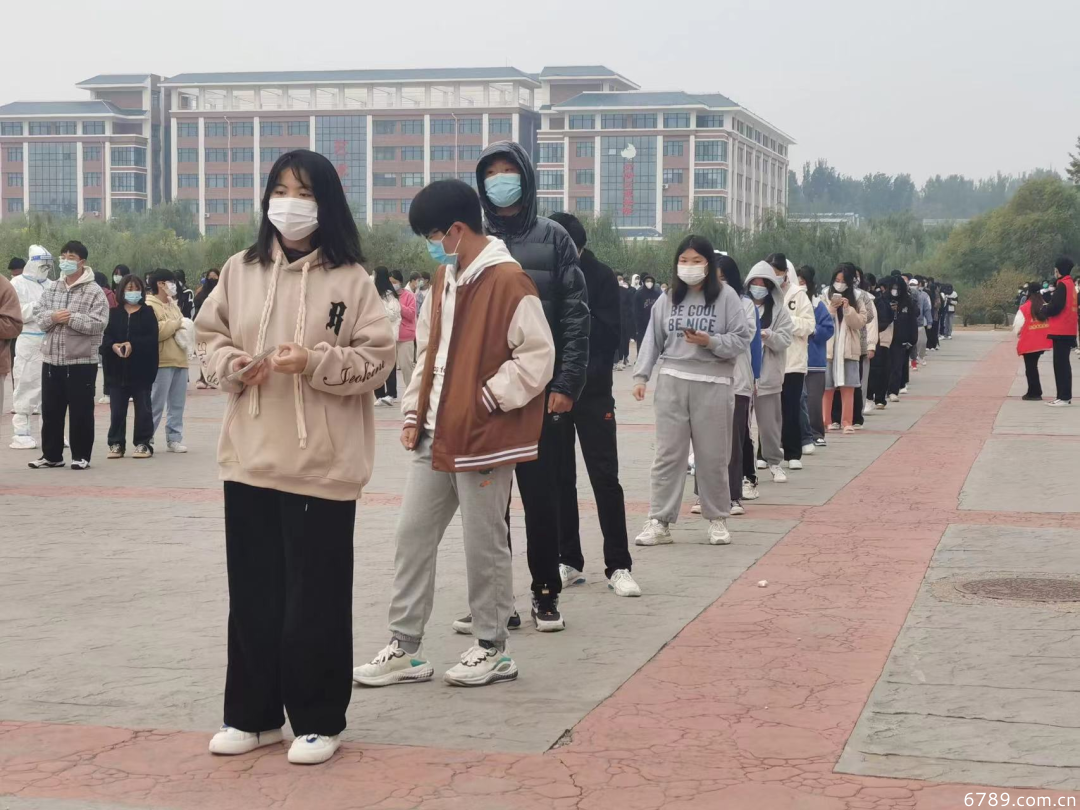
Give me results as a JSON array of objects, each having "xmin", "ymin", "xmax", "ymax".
[{"xmin": 195, "ymin": 150, "xmax": 395, "ymax": 766}]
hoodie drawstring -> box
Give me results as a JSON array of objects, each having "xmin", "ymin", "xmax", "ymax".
[
  {"xmin": 249, "ymin": 252, "xmax": 283, "ymax": 419},
  {"xmin": 293, "ymin": 262, "xmax": 310, "ymax": 449}
]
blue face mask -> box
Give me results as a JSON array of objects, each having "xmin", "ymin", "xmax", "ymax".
[
  {"xmin": 426, "ymin": 231, "xmax": 458, "ymax": 269},
  {"xmin": 484, "ymin": 173, "xmax": 523, "ymax": 208},
  {"xmin": 59, "ymin": 259, "xmax": 79, "ymax": 277},
  {"xmin": 124, "ymin": 291, "xmax": 142, "ymax": 304}
]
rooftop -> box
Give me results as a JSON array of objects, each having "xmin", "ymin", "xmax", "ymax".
[
  {"xmin": 0, "ymin": 100, "xmax": 146, "ymax": 118},
  {"xmin": 76, "ymin": 74, "xmax": 153, "ymax": 87},
  {"xmin": 553, "ymin": 91, "xmax": 740, "ymax": 110},
  {"xmin": 539, "ymin": 66, "xmax": 639, "ymax": 88},
  {"xmin": 161, "ymin": 67, "xmax": 541, "ymax": 87}
]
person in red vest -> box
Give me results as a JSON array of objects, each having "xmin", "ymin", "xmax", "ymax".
[
  {"xmin": 1013, "ymin": 282, "xmax": 1053, "ymax": 401},
  {"xmin": 1041, "ymin": 257, "xmax": 1077, "ymax": 406}
]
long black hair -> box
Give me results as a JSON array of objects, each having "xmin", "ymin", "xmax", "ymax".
[
  {"xmin": 716, "ymin": 254, "xmax": 742, "ymax": 296},
  {"xmin": 245, "ymin": 149, "xmax": 364, "ymax": 269},
  {"xmin": 1026, "ymin": 282, "xmax": 1048, "ymax": 321},
  {"xmin": 671, "ymin": 234, "xmax": 721, "ymax": 307},
  {"xmin": 829, "ymin": 264, "xmax": 859, "ymax": 310},
  {"xmin": 373, "ymin": 266, "xmax": 397, "ymax": 299}
]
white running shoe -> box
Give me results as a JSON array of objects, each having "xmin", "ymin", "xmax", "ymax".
[
  {"xmin": 208, "ymin": 725, "xmax": 283, "ymax": 755},
  {"xmin": 899, "ymin": 387, "xmax": 909, "ymax": 395},
  {"xmin": 608, "ymin": 569, "xmax": 642, "ymax": 597},
  {"xmin": 828, "ymin": 422, "xmax": 841, "ymax": 431},
  {"xmin": 787, "ymin": 459, "xmax": 803, "ymax": 470},
  {"xmin": 876, "ymin": 403, "xmax": 886, "ymax": 410},
  {"xmin": 167, "ymin": 442, "xmax": 188, "ymax": 453},
  {"xmin": 742, "ymin": 479, "xmax": 760, "ymax": 501},
  {"xmin": 287, "ymin": 734, "xmax": 341, "ymax": 765},
  {"xmin": 801, "ymin": 443, "xmax": 815, "ymax": 456},
  {"xmin": 730, "ymin": 501, "xmax": 746, "ymax": 516},
  {"xmin": 708, "ymin": 519, "xmax": 732, "ymax": 545},
  {"xmin": 755, "ymin": 458, "xmax": 767, "ymax": 470},
  {"xmin": 888, "ymin": 394, "xmax": 900, "ymax": 402},
  {"xmin": 863, "ymin": 404, "xmax": 874, "ymax": 415},
  {"xmin": 97, "ymin": 395, "xmax": 110, "ymax": 405},
  {"xmin": 1047, "ymin": 399, "xmax": 1073, "ymax": 407},
  {"xmin": 352, "ymin": 640, "xmax": 434, "ymax": 687},
  {"xmin": 770, "ymin": 465, "xmax": 787, "ymax": 483},
  {"xmin": 559, "ymin": 563, "xmax": 586, "ymax": 588},
  {"xmin": 635, "ymin": 519, "xmax": 672, "ymax": 546},
  {"xmin": 9, "ymin": 435, "xmax": 37, "ymax": 450},
  {"xmin": 443, "ymin": 644, "xmax": 518, "ymax": 687},
  {"xmin": 690, "ymin": 499, "xmax": 702, "ymax": 515}
]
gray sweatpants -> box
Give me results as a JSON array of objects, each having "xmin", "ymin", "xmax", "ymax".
[
  {"xmin": 805, "ymin": 371, "xmax": 826, "ymax": 439},
  {"xmin": 650, "ymin": 374, "xmax": 734, "ymax": 523},
  {"xmin": 388, "ymin": 435, "xmax": 516, "ymax": 646},
  {"xmin": 754, "ymin": 391, "xmax": 783, "ymax": 466}
]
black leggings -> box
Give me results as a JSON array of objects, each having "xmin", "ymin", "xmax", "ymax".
[
  {"xmin": 781, "ymin": 372, "xmax": 805, "ymax": 460},
  {"xmin": 375, "ymin": 365, "xmax": 398, "ymax": 399}
]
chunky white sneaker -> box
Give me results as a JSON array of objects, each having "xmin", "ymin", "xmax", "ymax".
[
  {"xmin": 9, "ymin": 435, "xmax": 37, "ymax": 450},
  {"xmin": 635, "ymin": 519, "xmax": 672, "ymax": 546},
  {"xmin": 708, "ymin": 519, "xmax": 732, "ymax": 545},
  {"xmin": 559, "ymin": 563, "xmax": 586, "ymax": 588},
  {"xmin": 863, "ymin": 404, "xmax": 874, "ymax": 415},
  {"xmin": 70, "ymin": 459, "xmax": 90, "ymax": 470},
  {"xmin": 287, "ymin": 734, "xmax": 341, "ymax": 765},
  {"xmin": 208, "ymin": 725, "xmax": 283, "ymax": 755},
  {"xmin": 888, "ymin": 394, "xmax": 900, "ymax": 402},
  {"xmin": 608, "ymin": 569, "xmax": 641, "ymax": 597},
  {"xmin": 770, "ymin": 465, "xmax": 787, "ymax": 483},
  {"xmin": 1047, "ymin": 399, "xmax": 1073, "ymax": 407},
  {"xmin": 899, "ymin": 387, "xmax": 909, "ymax": 395},
  {"xmin": 827, "ymin": 422, "xmax": 841, "ymax": 431},
  {"xmin": 352, "ymin": 640, "xmax": 434, "ymax": 687},
  {"xmin": 787, "ymin": 459, "xmax": 803, "ymax": 470},
  {"xmin": 97, "ymin": 395, "xmax": 110, "ymax": 405},
  {"xmin": 107, "ymin": 444, "xmax": 124, "ymax": 459},
  {"xmin": 741, "ymin": 479, "xmax": 760, "ymax": 501},
  {"xmin": 690, "ymin": 499, "xmax": 701, "ymax": 515},
  {"xmin": 801, "ymin": 443, "xmax": 815, "ymax": 456},
  {"xmin": 755, "ymin": 458, "xmax": 767, "ymax": 470},
  {"xmin": 730, "ymin": 500, "xmax": 746, "ymax": 516},
  {"xmin": 167, "ymin": 442, "xmax": 188, "ymax": 454},
  {"xmin": 875, "ymin": 403, "xmax": 886, "ymax": 410},
  {"xmin": 443, "ymin": 644, "xmax": 518, "ymax": 687}
]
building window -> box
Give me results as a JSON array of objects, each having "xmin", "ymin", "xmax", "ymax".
[
  {"xmin": 7, "ymin": 198, "xmax": 23, "ymax": 213},
  {"xmin": 664, "ymin": 196, "xmax": 685, "ymax": 212},
  {"xmin": 83, "ymin": 121, "xmax": 105, "ymax": 135},
  {"xmin": 287, "ymin": 121, "xmax": 310, "ymax": 137},
  {"xmin": 663, "ymin": 113, "xmax": 690, "ymax": 128},
  {"xmin": 694, "ymin": 196, "xmax": 727, "ymax": 214},
  {"xmin": 231, "ymin": 121, "xmax": 254, "ymax": 137},
  {"xmin": 537, "ymin": 143, "xmax": 564, "ymax": 164},
  {"xmin": 430, "ymin": 119, "xmax": 454, "ymax": 134},
  {"xmin": 458, "ymin": 117, "xmax": 482, "ymax": 135},
  {"xmin": 84, "ymin": 172, "xmax": 101, "ymax": 187},
  {"xmin": 260, "ymin": 122, "xmax": 283, "ymax": 137},
  {"xmin": 178, "ymin": 174, "xmax": 199, "ymax": 188},
  {"xmin": 83, "ymin": 146, "xmax": 101, "ymax": 162},
  {"xmin": 401, "ymin": 199, "xmax": 412, "ymax": 214},
  {"xmin": 372, "ymin": 199, "xmax": 397, "ymax": 214},
  {"xmin": 6, "ymin": 173, "xmax": 23, "ymax": 187},
  {"xmin": 574, "ymin": 197, "xmax": 594, "ymax": 212},
  {"xmin": 314, "ymin": 114, "xmax": 367, "ymax": 217},
  {"xmin": 568, "ymin": 115, "xmax": 595, "ymax": 130},
  {"xmin": 430, "ymin": 172, "xmax": 454, "ymax": 181},
  {"xmin": 260, "ymin": 147, "xmax": 286, "ymax": 164},
  {"xmin": 695, "ymin": 140, "xmax": 727, "ymax": 162},
  {"xmin": 537, "ymin": 170, "xmax": 564, "ymax": 191},
  {"xmin": 205, "ymin": 174, "xmax": 229, "ymax": 188},
  {"xmin": 696, "ymin": 114, "xmax": 725, "ymax": 129},
  {"xmin": 401, "ymin": 172, "xmax": 424, "ymax": 187},
  {"xmin": 373, "ymin": 120, "xmax": 396, "ymax": 135},
  {"xmin": 576, "ymin": 141, "xmax": 595, "ymax": 158},
  {"xmin": 111, "ymin": 147, "xmax": 147, "ymax": 167},
  {"xmin": 458, "ymin": 145, "xmax": 482, "ymax": 161},
  {"xmin": 663, "ymin": 140, "xmax": 686, "ymax": 157},
  {"xmin": 232, "ymin": 173, "xmax": 254, "ymax": 188},
  {"xmin": 490, "ymin": 116, "xmax": 512, "ymax": 135},
  {"xmin": 7, "ymin": 147, "xmax": 22, "ymax": 162},
  {"xmin": 662, "ymin": 169, "xmax": 684, "ymax": 185},
  {"xmin": 694, "ymin": 168, "xmax": 727, "ymax": 190},
  {"xmin": 574, "ymin": 169, "xmax": 595, "ymax": 186},
  {"xmin": 233, "ymin": 198, "xmax": 254, "ymax": 214},
  {"xmin": 206, "ymin": 199, "xmax": 229, "ymax": 214},
  {"xmin": 458, "ymin": 172, "xmax": 477, "ymax": 189},
  {"xmin": 537, "ymin": 197, "xmax": 565, "ymax": 215},
  {"xmin": 373, "ymin": 173, "xmax": 397, "ymax": 187},
  {"xmin": 600, "ymin": 135, "xmax": 657, "ymax": 228},
  {"xmin": 430, "ymin": 146, "xmax": 454, "ymax": 161},
  {"xmin": 1, "ymin": 122, "xmax": 23, "ymax": 136},
  {"xmin": 28, "ymin": 121, "xmax": 77, "ymax": 136},
  {"xmin": 205, "ymin": 122, "xmax": 227, "ymax": 137},
  {"xmin": 401, "ymin": 120, "xmax": 424, "ymax": 135},
  {"xmin": 111, "ymin": 173, "xmax": 147, "ymax": 193},
  {"xmin": 176, "ymin": 148, "xmax": 197, "ymax": 163},
  {"xmin": 373, "ymin": 147, "xmax": 397, "ymax": 161},
  {"xmin": 400, "ymin": 146, "xmax": 423, "ymax": 161},
  {"xmin": 231, "ymin": 147, "xmax": 254, "ymax": 162},
  {"xmin": 177, "ymin": 122, "xmax": 198, "ymax": 138},
  {"xmin": 205, "ymin": 148, "xmax": 228, "ymax": 163},
  {"xmin": 84, "ymin": 197, "xmax": 101, "ymax": 213},
  {"xmin": 601, "ymin": 114, "xmax": 657, "ymax": 129}
]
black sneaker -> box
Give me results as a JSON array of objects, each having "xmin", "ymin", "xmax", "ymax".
[
  {"xmin": 1022, "ymin": 394, "xmax": 1043, "ymax": 401},
  {"xmin": 28, "ymin": 457, "xmax": 64, "ymax": 469},
  {"xmin": 71, "ymin": 459, "xmax": 90, "ymax": 470},
  {"xmin": 452, "ymin": 610, "xmax": 522, "ymax": 635},
  {"xmin": 531, "ymin": 592, "xmax": 565, "ymax": 632}
]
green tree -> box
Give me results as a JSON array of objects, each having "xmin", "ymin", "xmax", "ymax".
[{"xmin": 1067, "ymin": 136, "xmax": 1080, "ymax": 185}]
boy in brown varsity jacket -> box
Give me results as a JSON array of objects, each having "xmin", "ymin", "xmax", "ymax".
[{"xmin": 353, "ymin": 179, "xmax": 554, "ymax": 689}]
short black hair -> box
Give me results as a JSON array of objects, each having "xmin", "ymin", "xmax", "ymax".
[
  {"xmin": 420, "ymin": 271, "xmax": 431, "ymax": 281},
  {"xmin": 8, "ymin": 257, "xmax": 25, "ymax": 271},
  {"xmin": 118, "ymin": 274, "xmax": 147, "ymax": 304},
  {"xmin": 548, "ymin": 212, "xmax": 587, "ymax": 250},
  {"xmin": 1055, "ymin": 256, "xmax": 1075, "ymax": 277},
  {"xmin": 409, "ymin": 271, "xmax": 421, "ymax": 282},
  {"xmin": 390, "ymin": 269, "xmax": 404, "ymax": 283},
  {"xmin": 113, "ymin": 264, "xmax": 130, "ymax": 275},
  {"xmin": 147, "ymin": 268, "xmax": 176, "ymax": 295},
  {"xmin": 408, "ymin": 179, "xmax": 483, "ymax": 237},
  {"xmin": 765, "ymin": 252, "xmax": 787, "ymax": 273},
  {"xmin": 60, "ymin": 240, "xmax": 88, "ymax": 260},
  {"xmin": 671, "ymin": 234, "xmax": 722, "ymax": 307}
]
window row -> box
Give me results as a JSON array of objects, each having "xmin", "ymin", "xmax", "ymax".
[
  {"xmin": 177, "ymin": 173, "xmax": 258, "ymax": 188},
  {"xmin": 561, "ymin": 113, "xmax": 726, "ymax": 131},
  {"xmin": 372, "ymin": 199, "xmax": 415, "ymax": 214},
  {"xmin": 178, "ymin": 120, "xmax": 310, "ymax": 138},
  {"xmin": 203, "ymin": 198, "xmax": 257, "ymax": 215},
  {"xmin": 373, "ymin": 145, "xmax": 483, "ymax": 162},
  {"xmin": 372, "ymin": 173, "xmax": 427, "ymax": 188}
]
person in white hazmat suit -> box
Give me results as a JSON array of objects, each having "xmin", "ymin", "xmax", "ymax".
[{"xmin": 9, "ymin": 246, "xmax": 53, "ymax": 449}]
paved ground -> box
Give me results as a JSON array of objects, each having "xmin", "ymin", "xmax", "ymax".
[{"xmin": 3, "ymin": 331, "xmax": 1080, "ymax": 809}]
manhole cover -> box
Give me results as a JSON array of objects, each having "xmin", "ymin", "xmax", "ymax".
[{"xmin": 956, "ymin": 577, "xmax": 1080, "ymax": 603}]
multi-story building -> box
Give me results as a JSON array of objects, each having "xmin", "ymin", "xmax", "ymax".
[{"xmin": 0, "ymin": 65, "xmax": 792, "ymax": 236}]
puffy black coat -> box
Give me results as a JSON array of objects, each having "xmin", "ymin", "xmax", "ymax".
[
  {"xmin": 634, "ymin": 276, "xmax": 661, "ymax": 335},
  {"xmin": 477, "ymin": 140, "xmax": 589, "ymax": 401},
  {"xmin": 578, "ymin": 249, "xmax": 620, "ymax": 396},
  {"xmin": 101, "ymin": 304, "xmax": 160, "ymax": 389}
]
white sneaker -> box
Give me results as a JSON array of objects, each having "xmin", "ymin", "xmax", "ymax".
[
  {"xmin": 863, "ymin": 404, "xmax": 874, "ymax": 415},
  {"xmin": 9, "ymin": 435, "xmax": 37, "ymax": 450},
  {"xmin": 787, "ymin": 459, "xmax": 803, "ymax": 470},
  {"xmin": 875, "ymin": 403, "xmax": 886, "ymax": 410},
  {"xmin": 730, "ymin": 501, "xmax": 746, "ymax": 516},
  {"xmin": 741, "ymin": 479, "xmax": 760, "ymax": 501},
  {"xmin": 708, "ymin": 519, "xmax": 732, "ymax": 545},
  {"xmin": 287, "ymin": 734, "xmax": 341, "ymax": 765},
  {"xmin": 801, "ymin": 443, "xmax": 815, "ymax": 456},
  {"xmin": 827, "ymin": 422, "xmax": 841, "ymax": 431},
  {"xmin": 755, "ymin": 458, "xmax": 767, "ymax": 470},
  {"xmin": 352, "ymin": 640, "xmax": 434, "ymax": 687},
  {"xmin": 608, "ymin": 569, "xmax": 641, "ymax": 597},
  {"xmin": 635, "ymin": 519, "xmax": 672, "ymax": 546},
  {"xmin": 559, "ymin": 563, "xmax": 586, "ymax": 588},
  {"xmin": 899, "ymin": 387, "xmax": 909, "ymax": 395},
  {"xmin": 97, "ymin": 395, "xmax": 110, "ymax": 404},
  {"xmin": 208, "ymin": 725, "xmax": 284, "ymax": 755},
  {"xmin": 770, "ymin": 465, "xmax": 787, "ymax": 483},
  {"xmin": 1047, "ymin": 399, "xmax": 1073, "ymax": 407},
  {"xmin": 888, "ymin": 394, "xmax": 900, "ymax": 402},
  {"xmin": 443, "ymin": 644, "xmax": 518, "ymax": 687},
  {"xmin": 167, "ymin": 442, "xmax": 188, "ymax": 453},
  {"xmin": 690, "ymin": 499, "xmax": 701, "ymax": 515}
]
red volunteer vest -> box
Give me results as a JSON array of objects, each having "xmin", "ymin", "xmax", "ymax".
[
  {"xmin": 1017, "ymin": 300, "xmax": 1052, "ymax": 355},
  {"xmin": 1047, "ymin": 276, "xmax": 1078, "ymax": 338}
]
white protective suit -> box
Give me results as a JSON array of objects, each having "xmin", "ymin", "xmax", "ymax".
[{"xmin": 9, "ymin": 245, "xmax": 52, "ymax": 449}]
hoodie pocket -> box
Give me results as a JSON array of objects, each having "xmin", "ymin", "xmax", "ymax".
[{"xmin": 67, "ymin": 331, "xmax": 93, "ymax": 361}]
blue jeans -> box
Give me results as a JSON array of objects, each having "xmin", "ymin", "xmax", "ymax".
[{"xmin": 151, "ymin": 366, "xmax": 188, "ymax": 444}]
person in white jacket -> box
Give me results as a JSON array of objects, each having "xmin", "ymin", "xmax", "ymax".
[
  {"xmin": 9, "ymin": 246, "xmax": 53, "ymax": 450},
  {"xmin": 770, "ymin": 255, "xmax": 815, "ymax": 470},
  {"xmin": 745, "ymin": 260, "xmax": 793, "ymax": 483}
]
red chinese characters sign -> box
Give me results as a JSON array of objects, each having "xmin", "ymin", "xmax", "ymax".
[{"xmin": 622, "ymin": 159, "xmax": 635, "ymax": 216}]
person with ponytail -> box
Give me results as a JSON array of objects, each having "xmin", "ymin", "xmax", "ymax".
[
  {"xmin": 822, "ymin": 265, "xmax": 868, "ymax": 433},
  {"xmin": 1013, "ymin": 281, "xmax": 1053, "ymax": 401}
]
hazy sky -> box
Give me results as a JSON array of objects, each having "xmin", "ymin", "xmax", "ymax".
[{"xmin": 3, "ymin": 0, "xmax": 1077, "ymax": 185}]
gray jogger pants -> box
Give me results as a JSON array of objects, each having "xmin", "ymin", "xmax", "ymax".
[
  {"xmin": 805, "ymin": 371, "xmax": 826, "ymax": 440},
  {"xmin": 650, "ymin": 374, "xmax": 734, "ymax": 523},
  {"xmin": 754, "ymin": 391, "xmax": 783, "ymax": 466},
  {"xmin": 388, "ymin": 435, "xmax": 516, "ymax": 646}
]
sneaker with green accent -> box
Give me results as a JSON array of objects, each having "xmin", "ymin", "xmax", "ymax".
[
  {"xmin": 443, "ymin": 644, "xmax": 518, "ymax": 687},
  {"xmin": 352, "ymin": 640, "xmax": 434, "ymax": 687}
]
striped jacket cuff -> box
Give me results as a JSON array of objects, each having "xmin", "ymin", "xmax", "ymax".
[
  {"xmin": 403, "ymin": 411, "xmax": 418, "ymax": 428},
  {"xmin": 481, "ymin": 385, "xmax": 499, "ymax": 414}
]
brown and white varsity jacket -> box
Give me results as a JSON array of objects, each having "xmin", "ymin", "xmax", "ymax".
[{"xmin": 402, "ymin": 236, "xmax": 554, "ymax": 472}]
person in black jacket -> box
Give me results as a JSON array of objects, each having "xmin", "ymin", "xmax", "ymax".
[
  {"xmin": 634, "ymin": 275, "xmax": 661, "ymax": 347},
  {"xmin": 467, "ymin": 139, "xmax": 590, "ymax": 633},
  {"xmin": 616, "ymin": 273, "xmax": 635, "ymax": 367},
  {"xmin": 102, "ymin": 274, "xmax": 159, "ymax": 459},
  {"xmin": 548, "ymin": 213, "xmax": 638, "ymax": 598},
  {"xmin": 883, "ymin": 274, "xmax": 918, "ymax": 400}
]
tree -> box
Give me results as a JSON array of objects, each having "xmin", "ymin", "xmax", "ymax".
[{"xmin": 1068, "ymin": 136, "xmax": 1080, "ymax": 185}]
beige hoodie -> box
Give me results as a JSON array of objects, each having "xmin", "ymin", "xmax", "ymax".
[{"xmin": 195, "ymin": 245, "xmax": 396, "ymax": 501}]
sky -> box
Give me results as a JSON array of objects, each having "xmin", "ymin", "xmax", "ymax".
[{"xmin": 3, "ymin": 0, "xmax": 1078, "ymax": 185}]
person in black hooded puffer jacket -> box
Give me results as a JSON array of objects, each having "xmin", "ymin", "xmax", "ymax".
[{"xmin": 459, "ymin": 139, "xmax": 589, "ymax": 634}]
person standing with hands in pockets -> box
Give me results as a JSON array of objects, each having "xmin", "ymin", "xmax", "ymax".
[{"xmin": 196, "ymin": 150, "xmax": 395, "ymax": 766}]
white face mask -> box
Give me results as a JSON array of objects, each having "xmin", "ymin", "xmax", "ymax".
[
  {"xmin": 749, "ymin": 285, "xmax": 769, "ymax": 301},
  {"xmin": 891, "ymin": 289, "xmax": 899, "ymax": 298},
  {"xmin": 644, "ymin": 281, "xmax": 654, "ymax": 289},
  {"xmin": 164, "ymin": 282, "xmax": 177, "ymax": 298},
  {"xmin": 268, "ymin": 197, "xmax": 319, "ymax": 241},
  {"xmin": 676, "ymin": 264, "xmax": 707, "ymax": 286},
  {"xmin": 833, "ymin": 282, "xmax": 848, "ymax": 293}
]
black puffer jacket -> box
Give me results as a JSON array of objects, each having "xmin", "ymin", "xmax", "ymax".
[
  {"xmin": 477, "ymin": 140, "xmax": 590, "ymax": 401},
  {"xmin": 578, "ymin": 249, "xmax": 620, "ymax": 396},
  {"xmin": 101, "ymin": 303, "xmax": 160, "ymax": 389}
]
